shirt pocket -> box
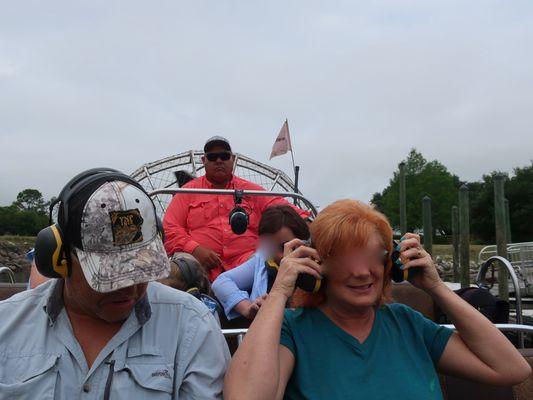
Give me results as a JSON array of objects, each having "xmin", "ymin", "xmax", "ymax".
[
  {"xmin": 0, "ymin": 353, "xmax": 60, "ymax": 400},
  {"xmin": 111, "ymin": 347, "xmax": 174, "ymax": 398},
  {"xmin": 187, "ymin": 200, "xmax": 216, "ymax": 230}
]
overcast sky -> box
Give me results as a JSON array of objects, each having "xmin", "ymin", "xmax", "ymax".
[{"xmin": 1, "ymin": 1, "xmax": 533, "ymax": 209}]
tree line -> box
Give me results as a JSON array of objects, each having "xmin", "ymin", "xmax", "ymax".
[
  {"xmin": 371, "ymin": 149, "xmax": 533, "ymax": 244},
  {"xmin": 0, "ymin": 189, "xmax": 51, "ymax": 236},
  {"xmin": 2, "ymin": 156, "xmax": 532, "ymax": 243}
]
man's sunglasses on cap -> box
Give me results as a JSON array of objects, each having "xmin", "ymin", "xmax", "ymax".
[{"xmin": 206, "ymin": 152, "xmax": 232, "ymax": 162}]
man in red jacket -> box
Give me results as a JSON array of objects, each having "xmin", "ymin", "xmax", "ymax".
[{"xmin": 163, "ymin": 136, "xmax": 310, "ymax": 281}]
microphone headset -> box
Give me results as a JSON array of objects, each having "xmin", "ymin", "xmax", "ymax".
[
  {"xmin": 34, "ymin": 168, "xmax": 163, "ymax": 279},
  {"xmin": 264, "ymin": 240, "xmax": 407, "ymax": 293}
]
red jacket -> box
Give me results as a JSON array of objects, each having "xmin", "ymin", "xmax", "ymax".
[{"xmin": 163, "ymin": 175, "xmax": 310, "ymax": 281}]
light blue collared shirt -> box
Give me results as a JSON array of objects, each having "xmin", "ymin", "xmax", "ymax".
[
  {"xmin": 211, "ymin": 251, "xmax": 269, "ymax": 320},
  {"xmin": 0, "ymin": 280, "xmax": 230, "ymax": 399}
]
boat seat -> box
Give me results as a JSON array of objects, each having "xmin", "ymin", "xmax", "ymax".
[
  {"xmin": 391, "ymin": 281, "xmax": 438, "ymax": 321},
  {"xmin": 439, "ymin": 348, "xmax": 533, "ymax": 400},
  {"xmin": 0, "ymin": 283, "xmax": 26, "ymax": 301}
]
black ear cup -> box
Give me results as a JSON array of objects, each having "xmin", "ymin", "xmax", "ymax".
[
  {"xmin": 34, "ymin": 224, "xmax": 70, "ymax": 278},
  {"xmin": 229, "ymin": 206, "xmax": 249, "ymax": 235},
  {"xmin": 265, "ymin": 259, "xmax": 322, "ymax": 293},
  {"xmin": 174, "ymin": 256, "xmax": 203, "ymax": 297}
]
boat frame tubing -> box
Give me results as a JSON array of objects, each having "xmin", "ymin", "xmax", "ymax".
[{"xmin": 148, "ymin": 188, "xmax": 319, "ymax": 217}]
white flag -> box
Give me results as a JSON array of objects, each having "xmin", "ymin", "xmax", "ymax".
[{"xmin": 269, "ymin": 120, "xmax": 292, "ymax": 160}]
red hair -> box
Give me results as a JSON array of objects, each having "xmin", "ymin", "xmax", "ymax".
[{"xmin": 290, "ymin": 199, "xmax": 393, "ymax": 308}]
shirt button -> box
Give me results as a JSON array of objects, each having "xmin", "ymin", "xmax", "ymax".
[{"xmin": 83, "ymin": 383, "xmax": 91, "ymax": 393}]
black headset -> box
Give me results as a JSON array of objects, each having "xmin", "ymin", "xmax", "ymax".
[
  {"xmin": 171, "ymin": 254, "xmax": 203, "ymax": 297},
  {"xmin": 264, "ymin": 240, "xmax": 405, "ymax": 293},
  {"xmin": 229, "ymin": 189, "xmax": 249, "ymax": 235},
  {"xmin": 34, "ymin": 168, "xmax": 163, "ymax": 279}
]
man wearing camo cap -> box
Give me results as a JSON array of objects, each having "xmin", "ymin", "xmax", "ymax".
[{"xmin": 0, "ymin": 170, "xmax": 229, "ymax": 399}]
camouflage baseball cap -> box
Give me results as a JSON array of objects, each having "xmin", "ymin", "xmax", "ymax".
[{"xmin": 74, "ymin": 180, "xmax": 170, "ymax": 293}]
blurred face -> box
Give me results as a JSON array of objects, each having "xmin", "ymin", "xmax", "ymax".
[
  {"xmin": 260, "ymin": 226, "xmax": 297, "ymax": 264},
  {"xmin": 202, "ymin": 145, "xmax": 235, "ymax": 187},
  {"xmin": 323, "ymin": 232, "xmax": 386, "ymax": 311},
  {"xmin": 64, "ymin": 255, "xmax": 148, "ymax": 323}
]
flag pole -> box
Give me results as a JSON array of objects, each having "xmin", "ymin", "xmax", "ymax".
[
  {"xmin": 286, "ymin": 119, "xmax": 297, "ymax": 174},
  {"xmin": 286, "ymin": 119, "xmax": 300, "ymax": 205}
]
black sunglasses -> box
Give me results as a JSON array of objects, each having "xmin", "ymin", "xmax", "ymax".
[{"xmin": 206, "ymin": 152, "xmax": 232, "ymax": 162}]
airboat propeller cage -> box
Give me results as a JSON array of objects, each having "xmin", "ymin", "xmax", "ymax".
[{"xmin": 130, "ymin": 150, "xmax": 315, "ymax": 217}]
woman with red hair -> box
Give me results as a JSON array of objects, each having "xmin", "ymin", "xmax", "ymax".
[{"xmin": 224, "ymin": 199, "xmax": 530, "ymax": 399}]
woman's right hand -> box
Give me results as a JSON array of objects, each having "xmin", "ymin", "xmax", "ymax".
[{"xmin": 270, "ymin": 238, "xmax": 322, "ymax": 299}]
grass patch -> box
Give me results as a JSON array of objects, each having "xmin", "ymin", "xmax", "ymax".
[{"xmin": 0, "ymin": 235, "xmax": 36, "ymax": 247}]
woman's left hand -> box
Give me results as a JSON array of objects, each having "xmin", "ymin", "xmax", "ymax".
[{"xmin": 398, "ymin": 233, "xmax": 442, "ymax": 292}]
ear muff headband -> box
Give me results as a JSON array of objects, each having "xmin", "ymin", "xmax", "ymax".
[
  {"xmin": 176, "ymin": 257, "xmax": 200, "ymax": 290},
  {"xmin": 36, "ymin": 168, "xmax": 162, "ymax": 279}
]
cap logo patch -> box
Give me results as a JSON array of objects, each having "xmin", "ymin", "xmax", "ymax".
[{"xmin": 109, "ymin": 209, "xmax": 144, "ymax": 246}]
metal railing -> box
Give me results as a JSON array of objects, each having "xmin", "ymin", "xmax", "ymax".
[
  {"xmin": 478, "ymin": 242, "xmax": 533, "ymax": 293},
  {"xmin": 0, "ymin": 267, "xmax": 15, "ymax": 284},
  {"xmin": 477, "ymin": 256, "xmax": 524, "ymax": 347},
  {"xmin": 148, "ymin": 188, "xmax": 318, "ymax": 217},
  {"xmin": 222, "ymin": 324, "xmax": 533, "ymax": 346}
]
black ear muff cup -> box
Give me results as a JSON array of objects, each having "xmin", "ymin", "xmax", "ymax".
[
  {"xmin": 34, "ymin": 224, "xmax": 69, "ymax": 279},
  {"xmin": 229, "ymin": 206, "xmax": 249, "ymax": 235}
]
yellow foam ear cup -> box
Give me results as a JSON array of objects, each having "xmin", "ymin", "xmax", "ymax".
[{"xmin": 34, "ymin": 224, "xmax": 69, "ymax": 279}]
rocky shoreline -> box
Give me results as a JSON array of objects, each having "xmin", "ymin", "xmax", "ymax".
[{"xmin": 0, "ymin": 238, "xmax": 33, "ymax": 283}]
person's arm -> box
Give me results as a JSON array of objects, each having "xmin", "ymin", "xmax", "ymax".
[
  {"xmin": 29, "ymin": 261, "xmax": 49, "ymax": 289},
  {"xmin": 163, "ymin": 194, "xmax": 200, "ymax": 255},
  {"xmin": 224, "ymin": 239, "xmax": 322, "ymax": 400},
  {"xmin": 434, "ymin": 284, "xmax": 531, "ymax": 385},
  {"xmin": 211, "ymin": 255, "xmax": 257, "ymax": 319},
  {"xmin": 176, "ymin": 310, "xmax": 230, "ymax": 399},
  {"xmin": 399, "ymin": 233, "xmax": 531, "ymax": 386}
]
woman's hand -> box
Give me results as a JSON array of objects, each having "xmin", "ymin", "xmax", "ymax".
[
  {"xmin": 270, "ymin": 238, "xmax": 322, "ymax": 299},
  {"xmin": 241, "ymin": 295, "xmax": 269, "ymax": 320},
  {"xmin": 398, "ymin": 233, "xmax": 442, "ymax": 292}
]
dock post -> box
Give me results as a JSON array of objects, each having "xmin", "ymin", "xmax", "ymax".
[
  {"xmin": 459, "ymin": 185, "xmax": 470, "ymax": 288},
  {"xmin": 452, "ymin": 205, "xmax": 460, "ymax": 282},
  {"xmin": 399, "ymin": 162, "xmax": 407, "ymax": 235},
  {"xmin": 494, "ymin": 174, "xmax": 509, "ymax": 301},
  {"xmin": 422, "ymin": 196, "xmax": 433, "ymax": 255}
]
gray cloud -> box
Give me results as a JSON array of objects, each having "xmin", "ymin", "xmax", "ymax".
[{"xmin": 1, "ymin": 1, "xmax": 533, "ymax": 210}]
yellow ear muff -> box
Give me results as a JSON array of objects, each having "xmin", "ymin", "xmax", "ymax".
[
  {"xmin": 50, "ymin": 225, "xmax": 69, "ymax": 278},
  {"xmin": 34, "ymin": 224, "xmax": 69, "ymax": 279}
]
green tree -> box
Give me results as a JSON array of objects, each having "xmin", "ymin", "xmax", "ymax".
[
  {"xmin": 12, "ymin": 189, "xmax": 47, "ymax": 214},
  {"xmin": 371, "ymin": 149, "xmax": 460, "ymax": 235},
  {"xmin": 0, "ymin": 189, "xmax": 50, "ymax": 236},
  {"xmin": 456, "ymin": 163, "xmax": 533, "ymax": 243},
  {"xmin": 506, "ymin": 162, "xmax": 533, "ymax": 243}
]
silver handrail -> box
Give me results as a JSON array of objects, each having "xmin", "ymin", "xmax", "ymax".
[
  {"xmin": 222, "ymin": 324, "xmax": 533, "ymax": 345},
  {"xmin": 148, "ymin": 188, "xmax": 318, "ymax": 216},
  {"xmin": 0, "ymin": 267, "xmax": 15, "ymax": 284},
  {"xmin": 476, "ymin": 256, "xmax": 524, "ymax": 347},
  {"xmin": 442, "ymin": 324, "xmax": 533, "ymax": 334}
]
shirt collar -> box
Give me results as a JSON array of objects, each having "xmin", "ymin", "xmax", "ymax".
[
  {"xmin": 43, "ymin": 279, "xmax": 152, "ymax": 326},
  {"xmin": 204, "ymin": 174, "xmax": 235, "ymax": 189}
]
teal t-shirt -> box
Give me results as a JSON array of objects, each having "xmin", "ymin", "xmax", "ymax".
[{"xmin": 280, "ymin": 303, "xmax": 453, "ymax": 400}]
